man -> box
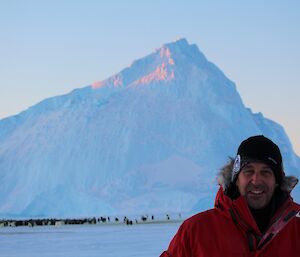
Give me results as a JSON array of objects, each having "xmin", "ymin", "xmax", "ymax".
[{"xmin": 160, "ymin": 135, "xmax": 300, "ymax": 257}]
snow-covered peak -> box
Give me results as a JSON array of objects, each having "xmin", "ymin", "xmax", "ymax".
[
  {"xmin": 91, "ymin": 39, "xmax": 189, "ymax": 89},
  {"xmin": 1, "ymin": 39, "xmax": 299, "ymax": 218},
  {"xmin": 91, "ymin": 38, "xmax": 211, "ymax": 90},
  {"xmin": 156, "ymin": 38, "xmax": 190, "ymax": 62},
  {"xmin": 159, "ymin": 38, "xmax": 208, "ymax": 65},
  {"xmin": 131, "ymin": 63, "xmax": 175, "ymax": 86}
]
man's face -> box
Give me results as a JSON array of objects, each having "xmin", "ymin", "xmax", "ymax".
[{"xmin": 235, "ymin": 162, "xmax": 277, "ymax": 209}]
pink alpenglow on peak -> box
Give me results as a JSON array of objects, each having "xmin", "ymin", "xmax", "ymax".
[
  {"xmin": 112, "ymin": 75, "xmax": 123, "ymax": 87},
  {"xmin": 92, "ymin": 75, "xmax": 123, "ymax": 89},
  {"xmin": 159, "ymin": 47, "xmax": 175, "ymax": 65},
  {"xmin": 133, "ymin": 62, "xmax": 175, "ymax": 86},
  {"xmin": 91, "ymin": 81, "xmax": 105, "ymax": 89},
  {"xmin": 159, "ymin": 47, "xmax": 172, "ymax": 58}
]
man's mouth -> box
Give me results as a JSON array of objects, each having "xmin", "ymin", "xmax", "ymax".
[{"xmin": 248, "ymin": 190, "xmax": 264, "ymax": 195}]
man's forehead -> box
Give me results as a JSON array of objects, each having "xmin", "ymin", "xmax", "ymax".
[{"xmin": 242, "ymin": 161, "xmax": 273, "ymax": 170}]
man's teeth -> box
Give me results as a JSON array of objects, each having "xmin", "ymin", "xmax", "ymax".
[{"xmin": 250, "ymin": 190, "xmax": 263, "ymax": 194}]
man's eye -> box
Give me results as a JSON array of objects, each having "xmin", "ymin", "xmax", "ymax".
[
  {"xmin": 262, "ymin": 170, "xmax": 273, "ymax": 176},
  {"xmin": 242, "ymin": 170, "xmax": 253, "ymax": 175}
]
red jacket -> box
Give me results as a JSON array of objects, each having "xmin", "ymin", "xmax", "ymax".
[{"xmin": 160, "ymin": 188, "xmax": 300, "ymax": 257}]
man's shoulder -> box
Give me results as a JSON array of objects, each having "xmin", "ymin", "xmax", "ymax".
[
  {"xmin": 182, "ymin": 208, "xmax": 220, "ymax": 226},
  {"xmin": 174, "ymin": 208, "xmax": 229, "ymax": 238}
]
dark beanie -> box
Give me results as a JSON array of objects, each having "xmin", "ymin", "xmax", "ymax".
[{"xmin": 231, "ymin": 135, "xmax": 284, "ymax": 185}]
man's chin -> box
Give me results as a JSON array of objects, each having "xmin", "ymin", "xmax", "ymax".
[{"xmin": 246, "ymin": 195, "xmax": 269, "ymax": 210}]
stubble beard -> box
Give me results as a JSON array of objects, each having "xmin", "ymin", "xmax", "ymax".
[{"xmin": 244, "ymin": 184, "xmax": 274, "ymax": 210}]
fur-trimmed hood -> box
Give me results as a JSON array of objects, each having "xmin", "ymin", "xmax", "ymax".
[{"xmin": 217, "ymin": 158, "xmax": 299, "ymax": 194}]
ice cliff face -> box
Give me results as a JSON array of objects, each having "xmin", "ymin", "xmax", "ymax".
[{"xmin": 0, "ymin": 38, "xmax": 299, "ymax": 218}]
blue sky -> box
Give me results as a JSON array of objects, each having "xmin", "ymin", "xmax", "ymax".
[{"xmin": 1, "ymin": 0, "xmax": 299, "ymax": 155}]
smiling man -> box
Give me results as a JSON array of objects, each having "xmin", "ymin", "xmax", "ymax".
[
  {"xmin": 160, "ymin": 135, "xmax": 300, "ymax": 257},
  {"xmin": 236, "ymin": 162, "xmax": 276, "ymax": 210}
]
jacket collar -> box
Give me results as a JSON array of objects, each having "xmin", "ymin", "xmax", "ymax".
[{"xmin": 214, "ymin": 187, "xmax": 261, "ymax": 234}]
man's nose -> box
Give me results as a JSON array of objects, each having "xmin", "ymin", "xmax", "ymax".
[{"xmin": 250, "ymin": 172, "xmax": 262, "ymax": 185}]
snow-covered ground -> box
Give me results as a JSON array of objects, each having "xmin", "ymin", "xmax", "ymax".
[{"xmin": 0, "ymin": 222, "xmax": 181, "ymax": 257}]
